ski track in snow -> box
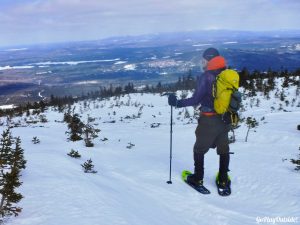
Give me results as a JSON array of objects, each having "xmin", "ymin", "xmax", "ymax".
[{"xmin": 1, "ymin": 80, "xmax": 300, "ymax": 225}]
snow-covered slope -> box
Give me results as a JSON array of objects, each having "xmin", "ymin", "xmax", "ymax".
[{"xmin": 1, "ymin": 78, "xmax": 300, "ymax": 225}]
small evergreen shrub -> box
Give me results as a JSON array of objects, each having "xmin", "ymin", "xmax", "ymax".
[
  {"xmin": 67, "ymin": 149, "xmax": 81, "ymax": 158},
  {"xmin": 32, "ymin": 137, "xmax": 40, "ymax": 144},
  {"xmin": 81, "ymin": 159, "xmax": 97, "ymax": 173}
]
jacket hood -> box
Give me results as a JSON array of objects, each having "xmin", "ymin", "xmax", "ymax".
[{"xmin": 206, "ymin": 56, "xmax": 226, "ymax": 71}]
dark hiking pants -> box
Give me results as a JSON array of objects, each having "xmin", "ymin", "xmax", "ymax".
[
  {"xmin": 194, "ymin": 115, "xmax": 230, "ymax": 155},
  {"xmin": 193, "ymin": 115, "xmax": 230, "ymax": 182}
]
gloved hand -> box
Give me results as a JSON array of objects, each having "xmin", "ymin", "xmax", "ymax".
[{"xmin": 168, "ymin": 94, "xmax": 178, "ymax": 107}]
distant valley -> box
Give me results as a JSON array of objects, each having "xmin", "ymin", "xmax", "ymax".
[{"xmin": 0, "ymin": 30, "xmax": 300, "ymax": 105}]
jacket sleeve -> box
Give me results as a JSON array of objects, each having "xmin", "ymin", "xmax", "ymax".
[{"xmin": 177, "ymin": 74, "xmax": 207, "ymax": 108}]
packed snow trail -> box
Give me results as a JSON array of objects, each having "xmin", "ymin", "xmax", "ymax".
[{"xmin": 1, "ymin": 89, "xmax": 300, "ymax": 225}]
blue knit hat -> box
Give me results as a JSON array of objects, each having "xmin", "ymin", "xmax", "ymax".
[{"xmin": 203, "ymin": 48, "xmax": 220, "ymax": 61}]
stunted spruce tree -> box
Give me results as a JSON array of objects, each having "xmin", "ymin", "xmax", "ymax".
[
  {"xmin": 0, "ymin": 129, "xmax": 26, "ymax": 221},
  {"xmin": 245, "ymin": 117, "xmax": 259, "ymax": 142},
  {"xmin": 66, "ymin": 114, "xmax": 85, "ymax": 141},
  {"xmin": 83, "ymin": 123, "xmax": 100, "ymax": 147}
]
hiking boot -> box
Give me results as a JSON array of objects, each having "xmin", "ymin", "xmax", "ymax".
[
  {"xmin": 187, "ymin": 174, "xmax": 203, "ymax": 187},
  {"xmin": 216, "ymin": 173, "xmax": 231, "ymax": 189},
  {"xmin": 217, "ymin": 179, "xmax": 231, "ymax": 189}
]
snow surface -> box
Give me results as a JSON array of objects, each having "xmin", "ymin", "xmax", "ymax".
[
  {"xmin": 114, "ymin": 61, "xmax": 127, "ymax": 65},
  {"xmin": 223, "ymin": 42, "xmax": 238, "ymax": 45},
  {"xmin": 192, "ymin": 44, "xmax": 212, "ymax": 47},
  {"xmin": 160, "ymin": 72, "xmax": 168, "ymax": 75},
  {"xmin": 36, "ymin": 71, "xmax": 52, "ymax": 75},
  {"xmin": 4, "ymin": 48, "xmax": 28, "ymax": 52},
  {"xmin": 124, "ymin": 64, "xmax": 136, "ymax": 71},
  {"xmin": 38, "ymin": 90, "xmax": 46, "ymax": 100},
  {"xmin": 0, "ymin": 104, "xmax": 15, "ymax": 110},
  {"xmin": 32, "ymin": 58, "xmax": 120, "ymax": 66},
  {"xmin": 74, "ymin": 80, "xmax": 102, "ymax": 85},
  {"xmin": 1, "ymin": 78, "xmax": 300, "ymax": 225},
  {"xmin": 0, "ymin": 66, "xmax": 34, "ymax": 71}
]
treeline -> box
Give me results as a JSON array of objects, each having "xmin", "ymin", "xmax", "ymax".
[
  {"xmin": 84, "ymin": 74, "xmax": 195, "ymax": 99},
  {"xmin": 0, "ymin": 68, "xmax": 299, "ymax": 119},
  {"xmin": 239, "ymin": 68, "xmax": 300, "ymax": 89}
]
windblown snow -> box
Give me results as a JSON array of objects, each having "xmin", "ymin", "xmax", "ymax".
[{"xmin": 1, "ymin": 78, "xmax": 300, "ymax": 225}]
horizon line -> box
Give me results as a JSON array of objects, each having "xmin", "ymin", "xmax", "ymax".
[{"xmin": 1, "ymin": 28, "xmax": 300, "ymax": 49}]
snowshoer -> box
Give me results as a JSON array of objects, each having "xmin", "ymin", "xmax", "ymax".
[{"xmin": 168, "ymin": 47, "xmax": 231, "ymax": 192}]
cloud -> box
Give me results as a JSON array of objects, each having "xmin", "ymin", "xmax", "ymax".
[{"xmin": 0, "ymin": 0, "xmax": 299, "ymax": 46}]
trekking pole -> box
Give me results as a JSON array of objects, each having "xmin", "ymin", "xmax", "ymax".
[
  {"xmin": 167, "ymin": 105, "xmax": 173, "ymax": 184},
  {"xmin": 162, "ymin": 92, "xmax": 175, "ymax": 184}
]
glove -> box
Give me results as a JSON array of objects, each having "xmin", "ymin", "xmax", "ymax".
[{"xmin": 168, "ymin": 94, "xmax": 178, "ymax": 107}]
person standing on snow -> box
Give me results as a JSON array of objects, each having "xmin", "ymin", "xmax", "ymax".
[{"xmin": 168, "ymin": 48, "xmax": 230, "ymax": 189}]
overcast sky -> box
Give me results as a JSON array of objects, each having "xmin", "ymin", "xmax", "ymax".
[{"xmin": 0, "ymin": 0, "xmax": 300, "ymax": 47}]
